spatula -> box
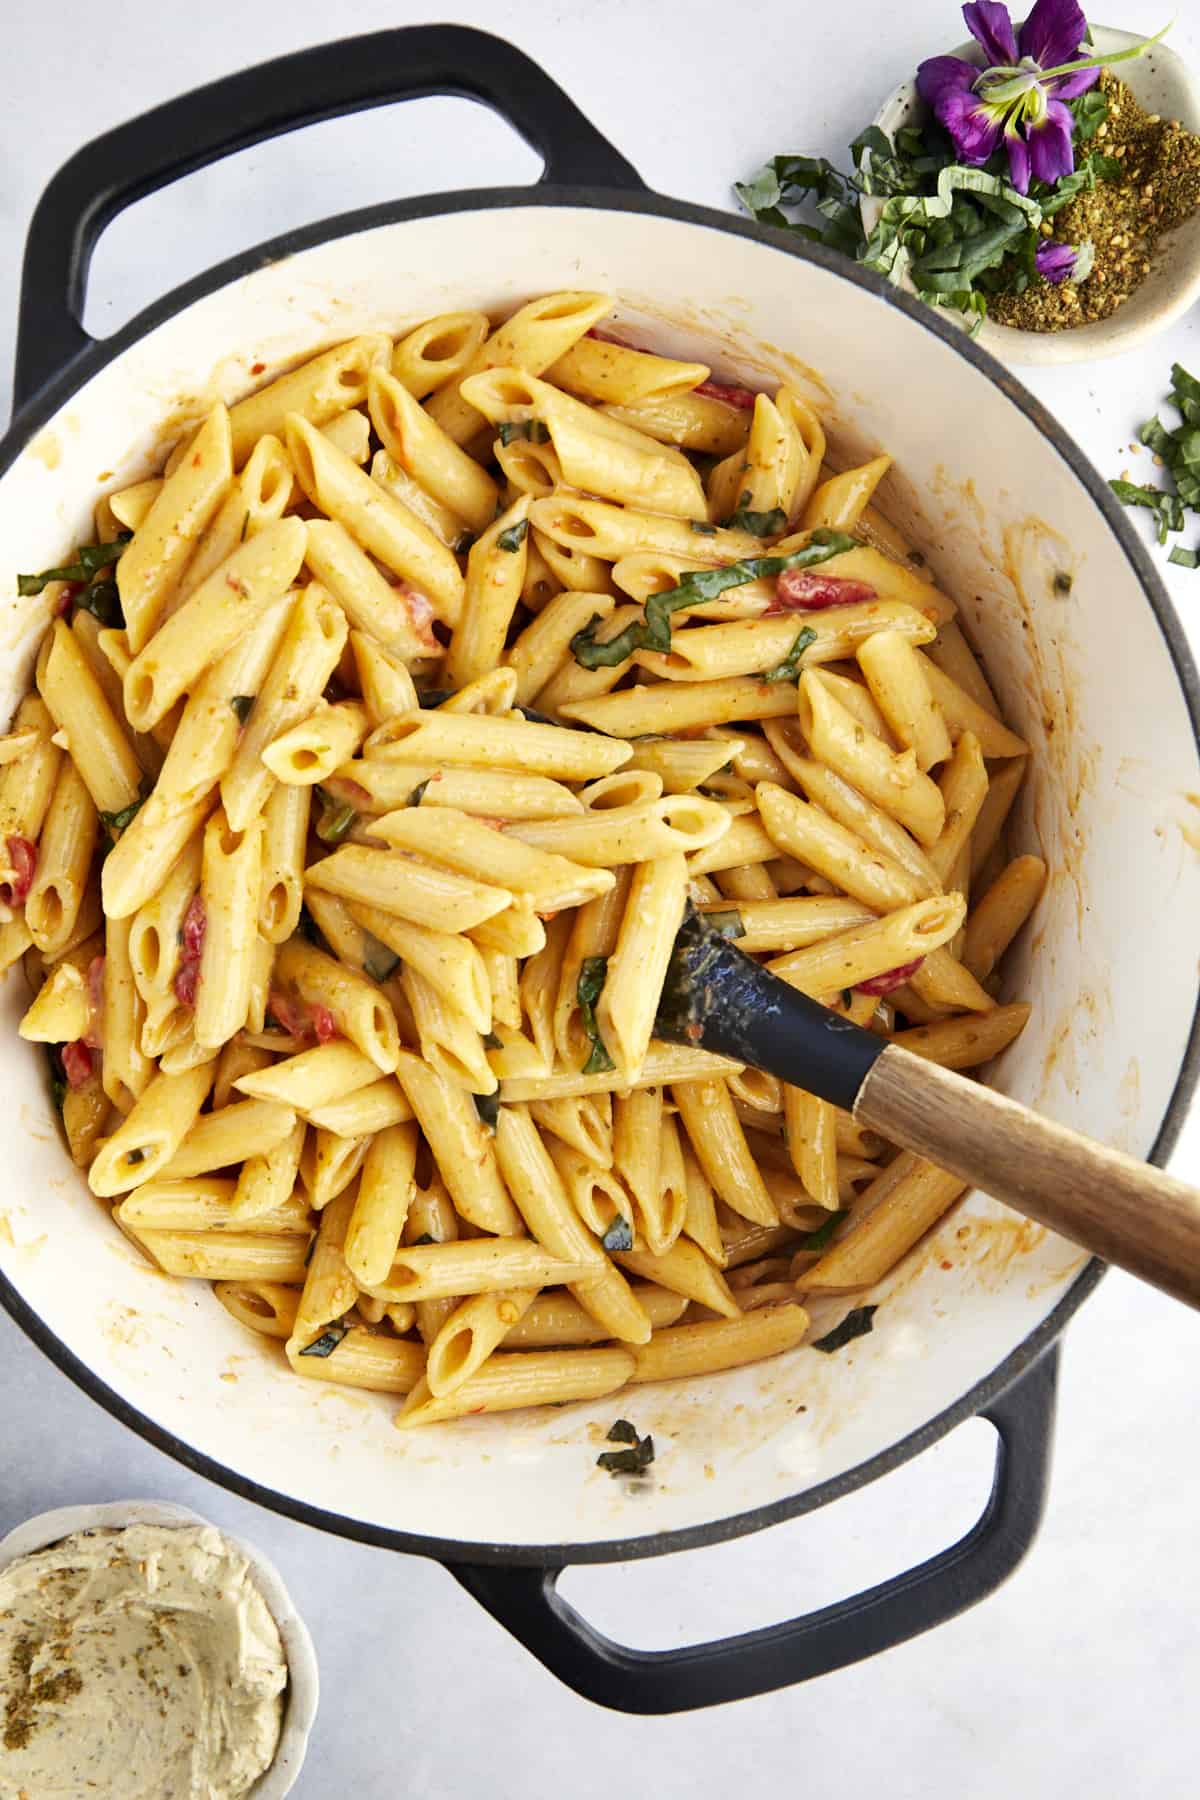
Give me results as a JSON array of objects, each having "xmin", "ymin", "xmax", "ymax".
[{"xmin": 654, "ymin": 911, "xmax": 1200, "ymax": 1309}]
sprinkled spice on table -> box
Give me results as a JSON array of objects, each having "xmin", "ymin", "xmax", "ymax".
[{"xmin": 990, "ymin": 70, "xmax": 1200, "ymax": 329}]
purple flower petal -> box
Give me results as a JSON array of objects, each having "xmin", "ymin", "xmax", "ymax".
[
  {"xmin": 1018, "ymin": 0, "xmax": 1089, "ymax": 70},
  {"xmin": 916, "ymin": 54, "xmax": 979, "ymax": 109},
  {"xmin": 942, "ymin": 89, "xmax": 1006, "ymax": 163},
  {"xmin": 1004, "ymin": 127, "xmax": 1032, "ymax": 193},
  {"xmin": 1036, "ymin": 240, "xmax": 1077, "ymax": 282},
  {"xmin": 962, "ymin": 0, "xmax": 1019, "ymax": 66},
  {"xmin": 1049, "ymin": 63, "xmax": 1100, "ymax": 100},
  {"xmin": 1027, "ymin": 97, "xmax": 1076, "ymax": 185}
]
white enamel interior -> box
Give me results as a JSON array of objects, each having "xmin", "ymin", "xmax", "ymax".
[{"xmin": 0, "ymin": 204, "xmax": 1197, "ymax": 1553}]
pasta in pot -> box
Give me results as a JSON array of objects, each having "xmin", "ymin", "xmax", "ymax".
[{"xmin": 6, "ymin": 295, "xmax": 1045, "ymax": 1429}]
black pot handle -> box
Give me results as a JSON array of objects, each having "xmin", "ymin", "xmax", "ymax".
[
  {"xmin": 449, "ymin": 1346, "xmax": 1058, "ymax": 1713},
  {"xmin": 14, "ymin": 24, "xmax": 644, "ymax": 409}
]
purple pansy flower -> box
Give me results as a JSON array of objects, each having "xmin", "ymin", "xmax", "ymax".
[
  {"xmin": 917, "ymin": 0, "xmax": 1162, "ymax": 194},
  {"xmin": 1035, "ymin": 240, "xmax": 1077, "ymax": 282}
]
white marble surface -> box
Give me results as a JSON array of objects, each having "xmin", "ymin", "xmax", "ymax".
[{"xmin": 2, "ymin": 0, "xmax": 1199, "ymax": 1791}]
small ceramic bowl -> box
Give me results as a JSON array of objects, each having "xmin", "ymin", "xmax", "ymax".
[
  {"xmin": 867, "ymin": 24, "xmax": 1200, "ymax": 364},
  {"xmin": 0, "ymin": 1498, "xmax": 319, "ymax": 1799}
]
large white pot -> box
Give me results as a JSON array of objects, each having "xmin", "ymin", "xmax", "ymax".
[{"xmin": 2, "ymin": 27, "xmax": 1197, "ymax": 1710}]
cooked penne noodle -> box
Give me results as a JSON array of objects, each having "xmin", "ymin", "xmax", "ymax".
[
  {"xmin": 800, "ymin": 1156, "xmax": 969, "ymax": 1290},
  {"xmin": 25, "ymin": 759, "xmax": 98, "ymax": 954},
  {"xmin": 343, "ymin": 1120, "xmax": 418, "ymax": 1288},
  {"xmin": 262, "ymin": 700, "xmax": 369, "ymax": 785},
  {"xmin": 673, "ymin": 1079, "xmax": 778, "ymax": 1228},
  {"xmin": 391, "ymin": 310, "xmax": 490, "ymax": 399},
  {"xmin": 504, "ymin": 795, "xmax": 730, "ymax": 867},
  {"xmin": 89, "ymin": 1061, "xmax": 215, "ymax": 1196},
  {"xmin": 763, "ymin": 732, "xmax": 942, "ymax": 897},
  {"xmin": 214, "ymin": 1280, "xmax": 301, "ymax": 1339},
  {"xmin": 19, "ymin": 961, "xmax": 89, "ymax": 1043},
  {"xmin": 306, "ymin": 843, "xmax": 512, "ymax": 933},
  {"xmin": 118, "ymin": 405, "xmax": 234, "ymax": 653},
  {"xmin": 917, "ymin": 654, "xmax": 1028, "ymax": 757},
  {"xmin": 928, "ymin": 732, "xmax": 988, "ymax": 885},
  {"xmin": 600, "ymin": 390, "xmax": 752, "ymax": 455},
  {"xmin": 156, "ymin": 1099, "xmax": 297, "ymax": 1180},
  {"xmin": 909, "ymin": 944, "xmax": 995, "ymax": 1014},
  {"xmin": 797, "ymin": 671, "xmax": 945, "ymax": 847},
  {"xmin": 615, "ymin": 1238, "xmax": 740, "ymax": 1319},
  {"xmin": 426, "ymin": 1287, "xmax": 540, "ymax": 1396},
  {"xmin": 505, "ymin": 590, "xmax": 615, "ymax": 706},
  {"xmin": 630, "ymin": 1303, "xmax": 809, "ymax": 1383},
  {"xmin": 548, "ymin": 337, "xmax": 708, "ymax": 406},
  {"xmin": 228, "ymin": 335, "xmax": 390, "ymax": 464},
  {"xmin": 366, "ymin": 1237, "xmax": 595, "ymax": 1303},
  {"xmin": 286, "ymin": 1326, "xmax": 425, "ymax": 1393},
  {"xmin": 890, "ymin": 1001, "xmax": 1032, "ymax": 1069},
  {"xmin": 394, "ymin": 1050, "xmax": 522, "ymax": 1234},
  {"xmin": 756, "ymin": 782, "xmax": 928, "ymax": 912},
  {"xmin": 366, "ymin": 708, "xmax": 631, "ymax": 780},
  {"xmin": 962, "ymin": 855, "xmax": 1047, "ymax": 980},
  {"xmin": 803, "ymin": 454, "xmax": 892, "ymax": 533},
  {"xmin": 597, "ymin": 852, "xmax": 688, "ymax": 1080},
  {"xmin": 425, "ymin": 290, "xmax": 611, "ymax": 442},
  {"xmin": 782, "ymin": 1085, "xmax": 839, "ymax": 1211},
  {"xmin": 367, "ymin": 805, "xmax": 613, "ymax": 914},
  {"xmin": 351, "ymin": 631, "xmax": 419, "ymax": 725},
  {"xmin": 303, "ymin": 518, "xmax": 440, "ymax": 661},
  {"xmin": 305, "ymin": 1077, "xmax": 413, "ymax": 1137},
  {"xmin": 396, "ymin": 1346, "xmax": 634, "ymax": 1426},
  {"xmin": 259, "ymin": 781, "xmax": 311, "ymax": 944},
  {"xmin": 766, "ymin": 893, "xmax": 964, "ymax": 997},
  {"xmin": 856, "ymin": 628, "xmax": 952, "ymax": 771}
]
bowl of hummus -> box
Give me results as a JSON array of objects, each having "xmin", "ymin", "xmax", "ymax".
[{"xmin": 0, "ymin": 1499, "xmax": 318, "ymax": 1799}]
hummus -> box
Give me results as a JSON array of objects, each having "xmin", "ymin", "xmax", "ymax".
[{"xmin": 0, "ymin": 1523, "xmax": 287, "ymax": 1799}]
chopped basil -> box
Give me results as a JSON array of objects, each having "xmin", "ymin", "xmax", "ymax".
[
  {"xmin": 411, "ymin": 1233, "xmax": 434, "ymax": 1246},
  {"xmin": 17, "ymin": 537, "xmax": 128, "ymax": 597},
  {"xmin": 606, "ymin": 1418, "xmax": 639, "ymax": 1444},
  {"xmin": 569, "ymin": 529, "xmax": 857, "ymax": 669},
  {"xmin": 474, "ymin": 1090, "xmax": 500, "ymax": 1130},
  {"xmin": 601, "ymin": 1215, "xmax": 633, "ymax": 1253},
  {"xmin": 761, "ymin": 625, "xmax": 817, "ymax": 684},
  {"xmin": 597, "ymin": 1428, "xmax": 655, "ymax": 1476},
  {"xmin": 45, "ymin": 1045, "xmax": 66, "ymax": 1112},
  {"xmin": 1110, "ymin": 364, "xmax": 1200, "ymax": 562},
  {"xmin": 799, "ymin": 1210, "xmax": 846, "ymax": 1253},
  {"xmin": 496, "ymin": 519, "xmax": 530, "ymax": 553},
  {"xmin": 811, "ymin": 1304, "xmax": 878, "ymax": 1353},
  {"xmin": 362, "ymin": 933, "xmax": 401, "ymax": 983},
  {"xmin": 482, "ymin": 1030, "xmax": 503, "ymax": 1050},
  {"xmin": 689, "ymin": 520, "xmax": 718, "ymax": 536},
  {"xmin": 315, "ymin": 799, "xmax": 357, "ymax": 844},
  {"xmin": 230, "ymin": 694, "xmax": 255, "ymax": 724},
  {"xmin": 75, "ymin": 577, "xmax": 123, "ymax": 627},
  {"xmin": 99, "ymin": 795, "xmax": 144, "ymax": 838},
  {"xmin": 704, "ymin": 907, "xmax": 745, "ymax": 939},
  {"xmin": 576, "ymin": 955, "xmax": 615, "ymax": 1074},
  {"xmin": 407, "ymin": 778, "xmax": 432, "ymax": 807},
  {"xmin": 1109, "ymin": 479, "xmax": 1185, "ymax": 545},
  {"xmin": 1052, "ymin": 572, "xmax": 1074, "ymax": 595},
  {"xmin": 498, "ymin": 420, "xmax": 550, "ymax": 446},
  {"xmin": 298, "ymin": 1322, "xmax": 350, "ymax": 1358},
  {"xmin": 725, "ymin": 503, "xmax": 786, "ymax": 537},
  {"xmin": 1168, "ymin": 544, "xmax": 1200, "ymax": 569}
]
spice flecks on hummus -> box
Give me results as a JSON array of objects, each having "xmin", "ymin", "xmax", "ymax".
[{"xmin": 0, "ymin": 1523, "xmax": 286, "ymax": 1799}]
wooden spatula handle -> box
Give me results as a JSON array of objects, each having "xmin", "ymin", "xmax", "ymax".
[{"xmin": 856, "ymin": 1045, "xmax": 1200, "ymax": 1308}]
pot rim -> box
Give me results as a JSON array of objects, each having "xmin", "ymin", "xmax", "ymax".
[{"xmin": 0, "ymin": 180, "xmax": 1193, "ymax": 1567}]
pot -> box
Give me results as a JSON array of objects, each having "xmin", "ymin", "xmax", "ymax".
[{"xmin": 1, "ymin": 25, "xmax": 1198, "ymax": 1714}]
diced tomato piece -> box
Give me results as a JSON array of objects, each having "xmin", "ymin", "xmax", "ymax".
[
  {"xmin": 181, "ymin": 893, "xmax": 207, "ymax": 960},
  {"xmin": 389, "ymin": 581, "xmax": 438, "ymax": 647},
  {"xmin": 3, "ymin": 836, "xmax": 37, "ymax": 905},
  {"xmin": 267, "ymin": 991, "xmax": 310, "ymax": 1038},
  {"xmin": 174, "ymin": 959, "xmax": 200, "ymax": 1007},
  {"xmin": 61, "ymin": 1039, "xmax": 94, "ymax": 1089},
  {"xmin": 55, "ymin": 581, "xmax": 83, "ymax": 616},
  {"xmin": 312, "ymin": 1004, "xmax": 338, "ymax": 1044},
  {"xmin": 857, "ymin": 958, "xmax": 924, "ymax": 997},
  {"xmin": 768, "ymin": 572, "xmax": 877, "ymax": 613},
  {"xmin": 84, "ymin": 955, "xmax": 105, "ymax": 1048},
  {"xmin": 693, "ymin": 379, "xmax": 758, "ymax": 410}
]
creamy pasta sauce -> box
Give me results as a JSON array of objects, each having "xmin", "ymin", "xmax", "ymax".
[{"xmin": 0, "ymin": 1523, "xmax": 287, "ymax": 1798}]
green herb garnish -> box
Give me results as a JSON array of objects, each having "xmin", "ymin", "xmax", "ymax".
[
  {"xmin": 576, "ymin": 955, "xmax": 615, "ymax": 1073},
  {"xmin": 799, "ymin": 1210, "xmax": 846, "ymax": 1253},
  {"xmin": 703, "ymin": 907, "xmax": 744, "ymax": 939},
  {"xmin": 17, "ymin": 538, "xmax": 128, "ymax": 597},
  {"xmin": 1052, "ymin": 572, "xmax": 1074, "ymax": 595},
  {"xmin": 606, "ymin": 1418, "xmax": 639, "ymax": 1444},
  {"xmin": 230, "ymin": 694, "xmax": 255, "ymax": 724},
  {"xmin": 496, "ymin": 519, "xmax": 530, "ymax": 553},
  {"xmin": 1168, "ymin": 544, "xmax": 1200, "ymax": 569},
  {"xmin": 407, "ymin": 778, "xmax": 432, "ymax": 807},
  {"xmin": 474, "ymin": 1090, "xmax": 500, "ymax": 1130},
  {"xmin": 45, "ymin": 1046, "xmax": 66, "ymax": 1112},
  {"xmin": 362, "ymin": 933, "xmax": 401, "ymax": 983},
  {"xmin": 298, "ymin": 1322, "xmax": 350, "ymax": 1358},
  {"xmin": 597, "ymin": 1426, "xmax": 655, "ymax": 1476},
  {"xmin": 761, "ymin": 625, "xmax": 817, "ymax": 684},
  {"xmin": 498, "ymin": 420, "xmax": 551, "ymax": 446},
  {"xmin": 601, "ymin": 1215, "xmax": 634, "ymax": 1253},
  {"xmin": 100, "ymin": 796, "xmax": 144, "ymax": 839},
  {"xmin": 1111, "ymin": 364, "xmax": 1200, "ymax": 559},
  {"xmin": 1109, "ymin": 479, "xmax": 1186, "ymax": 545},
  {"xmin": 570, "ymin": 529, "xmax": 857, "ymax": 669},
  {"xmin": 315, "ymin": 800, "xmax": 357, "ymax": 844},
  {"xmin": 725, "ymin": 503, "xmax": 786, "ymax": 537},
  {"xmin": 811, "ymin": 1304, "xmax": 878, "ymax": 1353},
  {"xmin": 689, "ymin": 520, "xmax": 718, "ymax": 536},
  {"xmin": 75, "ymin": 578, "xmax": 123, "ymax": 627}
]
